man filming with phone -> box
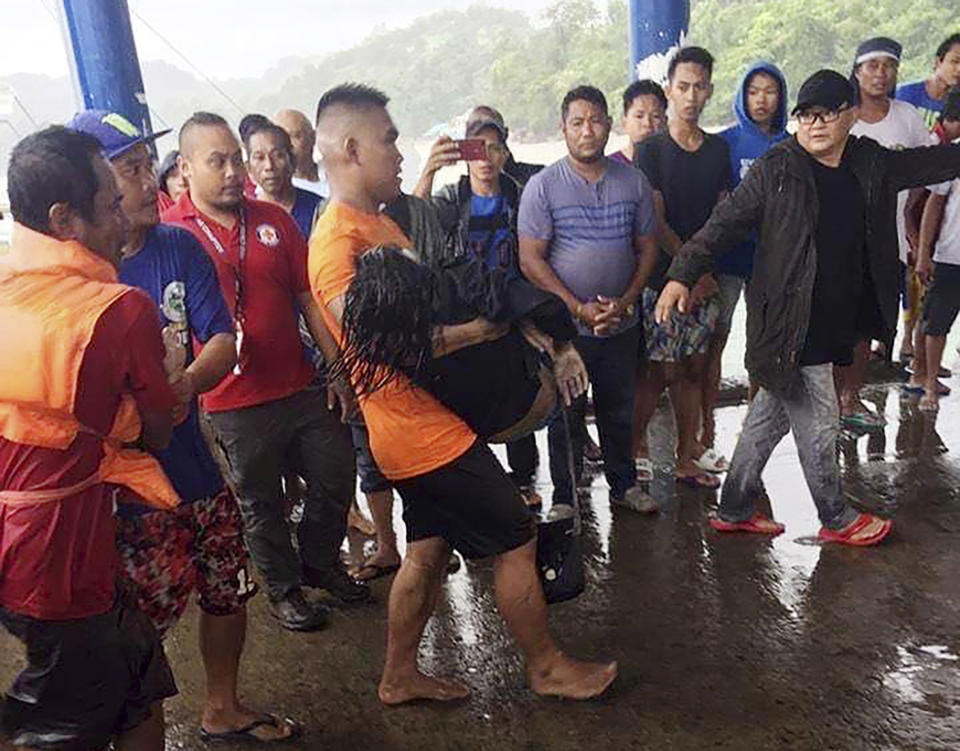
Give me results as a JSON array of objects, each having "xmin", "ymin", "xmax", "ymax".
[{"xmin": 416, "ymin": 118, "xmax": 543, "ymax": 509}]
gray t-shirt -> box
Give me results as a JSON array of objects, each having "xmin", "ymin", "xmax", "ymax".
[{"xmin": 518, "ymin": 156, "xmax": 656, "ymax": 337}]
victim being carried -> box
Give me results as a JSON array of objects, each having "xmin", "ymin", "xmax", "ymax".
[{"xmin": 335, "ymin": 245, "xmax": 588, "ymax": 442}]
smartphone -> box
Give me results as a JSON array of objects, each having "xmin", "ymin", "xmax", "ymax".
[{"xmin": 456, "ymin": 138, "xmax": 487, "ymax": 161}]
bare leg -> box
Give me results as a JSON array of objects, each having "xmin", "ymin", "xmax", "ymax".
[
  {"xmin": 198, "ymin": 608, "xmax": 295, "ymax": 741},
  {"xmin": 378, "ymin": 536, "xmax": 468, "ymax": 705},
  {"xmin": 355, "ymin": 489, "xmax": 401, "ymax": 579},
  {"xmin": 701, "ymin": 334, "xmax": 727, "ymax": 449},
  {"xmin": 115, "ymin": 701, "xmax": 164, "ymax": 751},
  {"xmin": 494, "ymin": 538, "xmax": 617, "ymax": 699},
  {"xmin": 672, "ymin": 356, "xmax": 707, "ymax": 475},
  {"xmin": 632, "ymin": 362, "xmax": 666, "ymax": 459},
  {"xmin": 922, "ymin": 334, "xmax": 948, "ymax": 410},
  {"xmin": 909, "ymin": 325, "xmax": 929, "ymax": 388},
  {"xmin": 839, "ymin": 340, "xmax": 871, "ymax": 417}
]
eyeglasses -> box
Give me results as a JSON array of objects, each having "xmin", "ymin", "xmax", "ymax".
[
  {"xmin": 486, "ymin": 143, "xmax": 508, "ymax": 158},
  {"xmin": 797, "ymin": 106, "xmax": 850, "ymax": 125}
]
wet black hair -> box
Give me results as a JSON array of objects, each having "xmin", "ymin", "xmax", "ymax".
[
  {"xmin": 238, "ymin": 113, "xmax": 270, "ymax": 142},
  {"xmin": 243, "ymin": 121, "xmax": 294, "ymax": 161},
  {"xmin": 315, "ymin": 83, "xmax": 390, "ymax": 125},
  {"xmin": 561, "ymin": 85, "xmax": 608, "ymax": 121},
  {"xmin": 668, "ymin": 46, "xmax": 714, "ymax": 81},
  {"xmin": 332, "ymin": 245, "xmax": 436, "ymax": 395},
  {"xmin": 936, "ymin": 33, "xmax": 960, "ymax": 61},
  {"xmin": 179, "ymin": 111, "xmax": 231, "ymax": 151},
  {"xmin": 622, "ymin": 79, "xmax": 667, "ymax": 115},
  {"xmin": 8, "ymin": 125, "xmax": 103, "ymax": 233},
  {"xmin": 941, "ymin": 86, "xmax": 960, "ymax": 123}
]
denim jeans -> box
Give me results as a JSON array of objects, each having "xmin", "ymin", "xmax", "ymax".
[
  {"xmin": 548, "ymin": 326, "xmax": 639, "ymax": 506},
  {"xmin": 209, "ymin": 385, "xmax": 355, "ymax": 602},
  {"xmin": 719, "ymin": 364, "xmax": 858, "ymax": 529}
]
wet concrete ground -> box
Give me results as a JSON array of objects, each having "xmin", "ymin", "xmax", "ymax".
[{"xmin": 4, "ymin": 357, "xmax": 960, "ymax": 750}]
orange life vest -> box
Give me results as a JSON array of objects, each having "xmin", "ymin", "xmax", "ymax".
[{"xmin": 0, "ymin": 223, "xmax": 180, "ymax": 510}]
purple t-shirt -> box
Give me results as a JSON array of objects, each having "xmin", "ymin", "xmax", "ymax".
[{"xmin": 518, "ymin": 156, "xmax": 656, "ymax": 337}]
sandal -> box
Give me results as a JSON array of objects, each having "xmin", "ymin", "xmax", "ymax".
[
  {"xmin": 351, "ymin": 560, "xmax": 400, "ymax": 582},
  {"xmin": 818, "ymin": 513, "xmax": 892, "ymax": 547},
  {"xmin": 693, "ymin": 448, "xmax": 728, "ymax": 473},
  {"xmin": 709, "ymin": 512, "xmax": 785, "ymax": 536},
  {"xmin": 199, "ymin": 714, "xmax": 301, "ymax": 744},
  {"xmin": 634, "ymin": 457, "xmax": 654, "ymax": 482},
  {"xmin": 841, "ymin": 411, "xmax": 886, "ymax": 430},
  {"xmin": 676, "ymin": 472, "xmax": 721, "ymax": 489}
]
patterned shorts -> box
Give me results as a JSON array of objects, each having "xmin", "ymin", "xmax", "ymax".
[
  {"xmin": 116, "ymin": 489, "xmax": 256, "ymax": 637},
  {"xmin": 643, "ymin": 287, "xmax": 719, "ymax": 363}
]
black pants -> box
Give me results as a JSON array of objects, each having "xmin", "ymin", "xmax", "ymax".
[
  {"xmin": 505, "ymin": 434, "xmax": 538, "ymax": 486},
  {"xmin": 548, "ymin": 326, "xmax": 639, "ymax": 505},
  {"xmin": 209, "ymin": 385, "xmax": 355, "ymax": 602}
]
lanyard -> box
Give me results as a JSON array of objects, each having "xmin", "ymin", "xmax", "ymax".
[{"xmin": 193, "ymin": 209, "xmax": 247, "ymax": 323}]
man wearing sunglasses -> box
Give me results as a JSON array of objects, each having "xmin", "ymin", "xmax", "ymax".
[{"xmin": 656, "ymin": 69, "xmax": 960, "ymax": 546}]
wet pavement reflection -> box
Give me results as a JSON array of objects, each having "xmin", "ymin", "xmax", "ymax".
[{"xmin": 4, "ymin": 368, "xmax": 960, "ymax": 749}]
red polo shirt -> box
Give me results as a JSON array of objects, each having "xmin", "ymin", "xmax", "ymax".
[{"xmin": 163, "ymin": 193, "xmax": 314, "ymax": 412}]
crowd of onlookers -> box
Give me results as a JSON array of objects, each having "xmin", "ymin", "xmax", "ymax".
[{"xmin": 0, "ymin": 28, "xmax": 959, "ymax": 751}]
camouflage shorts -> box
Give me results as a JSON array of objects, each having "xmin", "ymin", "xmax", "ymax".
[{"xmin": 116, "ymin": 489, "xmax": 256, "ymax": 637}]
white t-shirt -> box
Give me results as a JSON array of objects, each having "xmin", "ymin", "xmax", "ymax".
[
  {"xmin": 851, "ymin": 99, "xmax": 938, "ymax": 263},
  {"xmin": 930, "ymin": 176, "xmax": 960, "ymax": 265}
]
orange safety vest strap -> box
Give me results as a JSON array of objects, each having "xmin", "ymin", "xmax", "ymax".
[{"xmin": 0, "ymin": 470, "xmax": 102, "ymax": 507}]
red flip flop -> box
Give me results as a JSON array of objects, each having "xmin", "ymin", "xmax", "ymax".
[
  {"xmin": 709, "ymin": 513, "xmax": 785, "ymax": 536},
  {"xmin": 818, "ymin": 513, "xmax": 892, "ymax": 547}
]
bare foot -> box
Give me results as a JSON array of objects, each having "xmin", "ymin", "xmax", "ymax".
[
  {"xmin": 201, "ymin": 705, "xmax": 299, "ymax": 742},
  {"xmin": 378, "ymin": 672, "xmax": 471, "ymax": 705},
  {"xmin": 529, "ymin": 656, "xmax": 618, "ymax": 700}
]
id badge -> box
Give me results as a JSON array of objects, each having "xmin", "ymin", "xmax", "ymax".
[{"xmin": 233, "ymin": 321, "xmax": 244, "ymax": 375}]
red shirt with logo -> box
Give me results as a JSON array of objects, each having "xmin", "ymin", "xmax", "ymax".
[{"xmin": 163, "ymin": 193, "xmax": 314, "ymax": 412}]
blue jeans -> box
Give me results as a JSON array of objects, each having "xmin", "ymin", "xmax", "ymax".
[
  {"xmin": 548, "ymin": 326, "xmax": 639, "ymax": 506},
  {"xmin": 719, "ymin": 364, "xmax": 858, "ymax": 529}
]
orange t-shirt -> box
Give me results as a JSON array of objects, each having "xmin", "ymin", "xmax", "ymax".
[{"xmin": 309, "ymin": 201, "xmax": 475, "ymax": 480}]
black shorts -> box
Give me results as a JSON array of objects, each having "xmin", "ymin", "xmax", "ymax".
[
  {"xmin": 394, "ymin": 441, "xmax": 536, "ymax": 559},
  {"xmin": 0, "ymin": 602, "xmax": 177, "ymax": 750},
  {"xmin": 922, "ymin": 262, "xmax": 960, "ymax": 337}
]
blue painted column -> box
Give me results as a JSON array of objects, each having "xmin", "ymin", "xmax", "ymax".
[
  {"xmin": 628, "ymin": 0, "xmax": 690, "ymax": 84},
  {"xmin": 58, "ymin": 0, "xmax": 155, "ymax": 138}
]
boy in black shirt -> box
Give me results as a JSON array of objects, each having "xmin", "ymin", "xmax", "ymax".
[{"xmin": 634, "ymin": 46, "xmax": 732, "ymax": 489}]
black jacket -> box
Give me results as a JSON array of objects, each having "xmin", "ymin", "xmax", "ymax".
[
  {"xmin": 430, "ymin": 173, "xmax": 523, "ymax": 270},
  {"xmin": 668, "ymin": 135, "xmax": 960, "ymax": 392}
]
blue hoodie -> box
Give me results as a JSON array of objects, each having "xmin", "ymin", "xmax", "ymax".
[{"xmin": 717, "ymin": 61, "xmax": 789, "ymax": 278}]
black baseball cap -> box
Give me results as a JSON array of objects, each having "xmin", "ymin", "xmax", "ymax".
[{"xmin": 792, "ymin": 70, "xmax": 857, "ymax": 115}]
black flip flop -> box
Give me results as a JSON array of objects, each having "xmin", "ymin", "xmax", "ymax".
[
  {"xmin": 351, "ymin": 561, "xmax": 400, "ymax": 582},
  {"xmin": 199, "ymin": 714, "xmax": 301, "ymax": 744}
]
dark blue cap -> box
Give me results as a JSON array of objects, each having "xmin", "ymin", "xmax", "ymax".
[
  {"xmin": 66, "ymin": 110, "xmax": 171, "ymax": 160},
  {"xmin": 854, "ymin": 37, "xmax": 902, "ymax": 66}
]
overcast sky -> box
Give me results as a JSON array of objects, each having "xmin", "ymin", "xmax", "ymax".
[{"xmin": 3, "ymin": 0, "xmax": 556, "ymax": 79}]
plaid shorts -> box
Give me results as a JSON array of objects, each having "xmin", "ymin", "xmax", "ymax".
[
  {"xmin": 116, "ymin": 489, "xmax": 256, "ymax": 637},
  {"xmin": 643, "ymin": 287, "xmax": 719, "ymax": 363}
]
